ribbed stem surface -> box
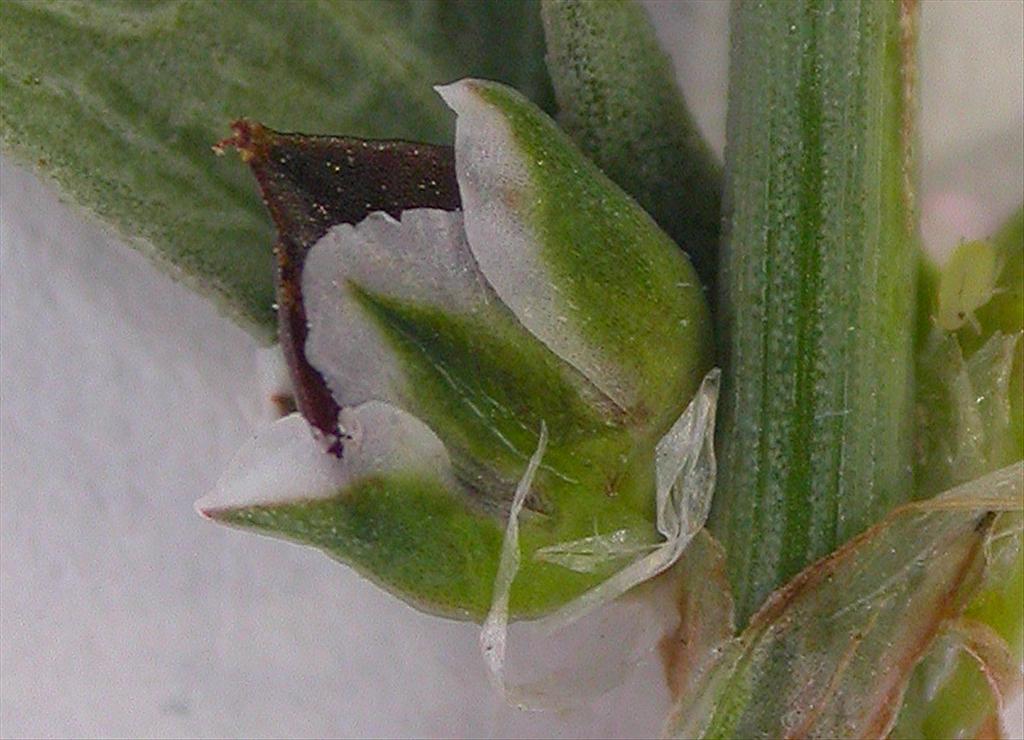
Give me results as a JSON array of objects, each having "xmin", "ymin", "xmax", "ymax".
[{"xmin": 710, "ymin": 0, "xmax": 918, "ymax": 625}]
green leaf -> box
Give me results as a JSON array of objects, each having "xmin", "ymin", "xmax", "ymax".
[
  {"xmin": 0, "ymin": 0, "xmax": 553, "ymax": 339},
  {"xmin": 665, "ymin": 464, "xmax": 1023, "ymax": 740},
  {"xmin": 540, "ymin": 0, "xmax": 723, "ymax": 290},
  {"xmin": 708, "ymin": 0, "xmax": 920, "ymax": 626},
  {"xmin": 198, "ymin": 408, "xmax": 511, "ymax": 619}
]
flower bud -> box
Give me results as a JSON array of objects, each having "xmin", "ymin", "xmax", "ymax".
[{"xmin": 198, "ymin": 80, "xmax": 712, "ymax": 620}]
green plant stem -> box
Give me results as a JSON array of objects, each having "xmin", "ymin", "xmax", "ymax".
[{"xmin": 709, "ymin": 0, "xmax": 919, "ymax": 626}]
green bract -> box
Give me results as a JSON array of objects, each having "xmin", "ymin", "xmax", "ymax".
[
  {"xmin": 666, "ymin": 464, "xmax": 1023, "ymax": 740},
  {"xmin": 198, "ymin": 80, "xmax": 712, "ymax": 620}
]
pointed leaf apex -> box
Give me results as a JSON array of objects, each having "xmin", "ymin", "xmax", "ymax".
[
  {"xmin": 212, "ymin": 119, "xmax": 275, "ymax": 164},
  {"xmin": 195, "ymin": 413, "xmax": 348, "ymax": 518}
]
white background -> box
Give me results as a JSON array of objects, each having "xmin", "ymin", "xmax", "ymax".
[{"xmin": 2, "ymin": 2, "xmax": 1022, "ymax": 738}]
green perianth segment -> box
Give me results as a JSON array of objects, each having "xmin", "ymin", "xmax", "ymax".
[
  {"xmin": 219, "ymin": 470, "xmax": 653, "ymax": 620},
  {"xmin": 471, "ymin": 83, "xmax": 713, "ymax": 435},
  {"xmin": 221, "ymin": 476, "xmax": 503, "ymax": 618},
  {"xmin": 349, "ymin": 284, "xmax": 658, "ymax": 531}
]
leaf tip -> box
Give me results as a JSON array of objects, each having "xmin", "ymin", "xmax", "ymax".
[
  {"xmin": 434, "ymin": 78, "xmax": 492, "ymax": 117},
  {"xmin": 212, "ymin": 118, "xmax": 270, "ymax": 163},
  {"xmin": 193, "ymin": 413, "xmax": 350, "ymax": 523},
  {"xmin": 193, "ymin": 495, "xmax": 230, "ymax": 522}
]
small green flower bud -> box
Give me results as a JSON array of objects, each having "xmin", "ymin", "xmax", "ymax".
[{"xmin": 198, "ymin": 80, "xmax": 712, "ymax": 620}]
